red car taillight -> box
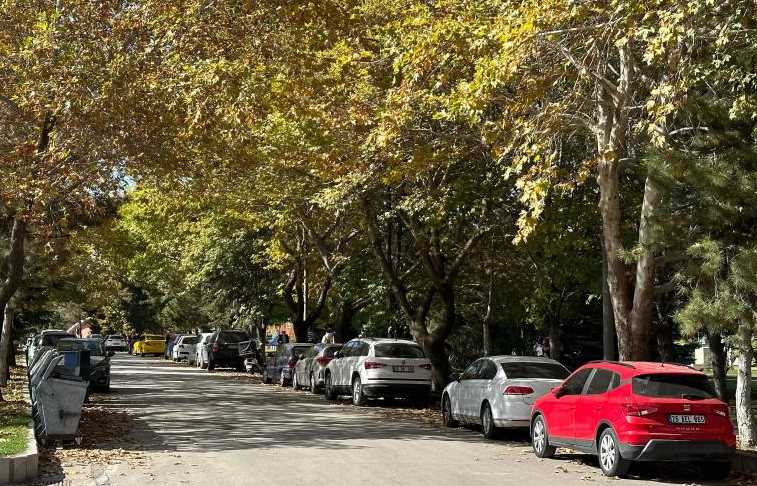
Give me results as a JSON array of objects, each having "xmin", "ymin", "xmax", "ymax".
[
  {"xmin": 622, "ymin": 403, "xmax": 658, "ymax": 417},
  {"xmin": 503, "ymin": 385, "xmax": 534, "ymax": 395},
  {"xmin": 315, "ymin": 356, "xmax": 331, "ymax": 366},
  {"xmin": 418, "ymin": 363, "xmax": 432, "ymax": 370},
  {"xmin": 211, "ymin": 343, "xmax": 220, "ymax": 353},
  {"xmin": 287, "ymin": 358, "xmax": 297, "ymax": 368},
  {"xmin": 364, "ymin": 361, "xmax": 386, "ymax": 369}
]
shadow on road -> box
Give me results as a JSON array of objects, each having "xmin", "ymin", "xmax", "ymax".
[
  {"xmin": 103, "ymin": 355, "xmax": 487, "ymax": 454},
  {"xmin": 94, "ymin": 355, "xmax": 743, "ymax": 485}
]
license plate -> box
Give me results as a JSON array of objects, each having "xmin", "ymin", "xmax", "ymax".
[
  {"xmin": 392, "ymin": 365, "xmax": 413, "ymax": 373},
  {"xmin": 668, "ymin": 414, "xmax": 706, "ymax": 424}
]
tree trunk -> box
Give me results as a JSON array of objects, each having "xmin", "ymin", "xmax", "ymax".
[
  {"xmin": 419, "ymin": 334, "xmax": 449, "ymax": 394},
  {"xmin": 0, "ymin": 303, "xmax": 14, "ymax": 389},
  {"xmin": 482, "ymin": 269, "xmax": 493, "ymax": 356},
  {"xmin": 601, "ymin": 239, "xmax": 617, "ymax": 360},
  {"xmin": 707, "ymin": 331, "xmax": 728, "ymax": 402},
  {"xmin": 655, "ymin": 316, "xmax": 674, "ymax": 362},
  {"xmin": 627, "ymin": 175, "xmax": 661, "ymax": 361},
  {"xmin": 735, "ymin": 318, "xmax": 755, "ymax": 448},
  {"xmin": 548, "ymin": 321, "xmax": 562, "ymax": 361},
  {"xmin": 336, "ymin": 300, "xmax": 355, "ymax": 343}
]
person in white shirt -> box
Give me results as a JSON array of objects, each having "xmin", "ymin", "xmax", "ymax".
[{"xmin": 321, "ymin": 329, "xmax": 335, "ymax": 344}]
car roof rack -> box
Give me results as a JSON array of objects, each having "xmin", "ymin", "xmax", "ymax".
[{"xmin": 587, "ymin": 360, "xmax": 636, "ymax": 369}]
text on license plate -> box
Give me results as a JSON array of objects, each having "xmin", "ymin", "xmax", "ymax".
[
  {"xmin": 668, "ymin": 414, "xmax": 706, "ymax": 424},
  {"xmin": 392, "ymin": 365, "xmax": 414, "ymax": 373}
]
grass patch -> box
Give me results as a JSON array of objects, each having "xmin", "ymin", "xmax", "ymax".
[
  {"xmin": 0, "ymin": 412, "xmax": 29, "ymax": 456},
  {"xmin": 0, "ymin": 354, "xmax": 31, "ymax": 456}
]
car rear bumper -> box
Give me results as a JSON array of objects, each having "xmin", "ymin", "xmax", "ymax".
[
  {"xmin": 619, "ymin": 439, "xmax": 734, "ymax": 462},
  {"xmin": 362, "ymin": 383, "xmax": 431, "ymax": 398}
]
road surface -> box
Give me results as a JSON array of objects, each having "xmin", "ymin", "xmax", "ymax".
[{"xmin": 61, "ymin": 353, "xmax": 732, "ymax": 485}]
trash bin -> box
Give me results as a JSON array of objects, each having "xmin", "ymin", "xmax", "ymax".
[{"xmin": 34, "ymin": 374, "xmax": 88, "ymax": 443}]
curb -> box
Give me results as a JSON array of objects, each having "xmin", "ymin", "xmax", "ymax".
[
  {"xmin": 733, "ymin": 449, "xmax": 757, "ymax": 474},
  {"xmin": 0, "ymin": 419, "xmax": 38, "ymax": 485}
]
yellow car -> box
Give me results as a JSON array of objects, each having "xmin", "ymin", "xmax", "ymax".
[{"xmin": 133, "ymin": 334, "xmax": 166, "ymax": 357}]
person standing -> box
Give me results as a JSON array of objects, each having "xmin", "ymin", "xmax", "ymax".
[{"xmin": 321, "ymin": 329, "xmax": 335, "ymax": 344}]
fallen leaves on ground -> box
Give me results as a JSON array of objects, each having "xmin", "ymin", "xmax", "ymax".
[{"xmin": 34, "ymin": 394, "xmax": 146, "ymax": 485}]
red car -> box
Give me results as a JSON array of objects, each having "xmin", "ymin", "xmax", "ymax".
[{"xmin": 531, "ymin": 361, "xmax": 735, "ymax": 478}]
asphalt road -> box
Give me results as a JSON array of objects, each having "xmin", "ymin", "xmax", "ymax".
[{"xmin": 73, "ymin": 353, "xmax": 733, "ymax": 486}]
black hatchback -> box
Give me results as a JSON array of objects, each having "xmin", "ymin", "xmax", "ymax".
[{"xmin": 207, "ymin": 330, "xmax": 249, "ymax": 371}]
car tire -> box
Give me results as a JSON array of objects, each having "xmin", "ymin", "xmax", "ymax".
[
  {"xmin": 442, "ymin": 395, "xmax": 459, "ymax": 428},
  {"xmin": 598, "ymin": 428, "xmax": 631, "ymax": 477},
  {"xmin": 263, "ymin": 368, "xmax": 272, "ymax": 384},
  {"xmin": 310, "ymin": 373, "xmax": 320, "ymax": 394},
  {"xmin": 235, "ymin": 362, "xmax": 244, "ymax": 372},
  {"xmin": 200, "ymin": 358, "xmax": 208, "ymax": 370},
  {"xmin": 207, "ymin": 358, "xmax": 215, "ymax": 371},
  {"xmin": 352, "ymin": 376, "xmax": 367, "ymax": 406},
  {"xmin": 531, "ymin": 415, "xmax": 556, "ymax": 458},
  {"xmin": 481, "ymin": 402, "xmax": 500, "ymax": 439},
  {"xmin": 279, "ymin": 371, "xmax": 288, "ymax": 387},
  {"xmin": 701, "ymin": 461, "xmax": 731, "ymax": 480},
  {"xmin": 324, "ymin": 373, "xmax": 337, "ymax": 401}
]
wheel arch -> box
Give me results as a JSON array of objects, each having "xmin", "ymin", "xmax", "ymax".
[
  {"xmin": 594, "ymin": 420, "xmax": 615, "ymax": 451},
  {"xmin": 530, "ymin": 410, "xmax": 546, "ymax": 437}
]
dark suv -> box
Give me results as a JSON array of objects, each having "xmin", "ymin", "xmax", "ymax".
[
  {"xmin": 264, "ymin": 342, "xmax": 314, "ymax": 386},
  {"xmin": 206, "ymin": 330, "xmax": 249, "ymax": 371}
]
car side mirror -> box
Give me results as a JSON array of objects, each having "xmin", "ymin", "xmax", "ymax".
[
  {"xmin": 552, "ymin": 386, "xmax": 565, "ymax": 398},
  {"xmin": 449, "ymin": 372, "xmax": 460, "ymax": 382},
  {"xmin": 333, "ymin": 351, "xmax": 342, "ymax": 359}
]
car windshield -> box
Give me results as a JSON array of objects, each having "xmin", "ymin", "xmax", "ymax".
[
  {"xmin": 374, "ymin": 343, "xmax": 425, "ymax": 359},
  {"xmin": 107, "ymin": 335, "xmax": 122, "ymax": 340},
  {"xmin": 218, "ymin": 331, "xmax": 248, "ymax": 343},
  {"xmin": 500, "ymin": 362, "xmax": 570, "ymax": 380},
  {"xmin": 632, "ymin": 373, "xmax": 717, "ymax": 399},
  {"xmin": 57, "ymin": 339, "xmax": 105, "ymax": 356},
  {"xmin": 182, "ymin": 336, "xmax": 198, "ymax": 345},
  {"xmin": 145, "ymin": 335, "xmax": 163, "ymax": 341}
]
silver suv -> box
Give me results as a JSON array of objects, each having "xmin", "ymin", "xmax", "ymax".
[{"xmin": 323, "ymin": 338, "xmax": 432, "ymax": 405}]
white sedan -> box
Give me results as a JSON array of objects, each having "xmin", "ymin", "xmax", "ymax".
[{"xmin": 441, "ymin": 355, "xmax": 569, "ymax": 439}]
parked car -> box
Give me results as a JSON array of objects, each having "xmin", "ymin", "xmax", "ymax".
[
  {"xmin": 104, "ymin": 334, "xmax": 127, "ymax": 352},
  {"xmin": 531, "ymin": 361, "xmax": 735, "ymax": 478},
  {"xmin": 195, "ymin": 332, "xmax": 214, "ymax": 369},
  {"xmin": 165, "ymin": 333, "xmax": 181, "ymax": 360},
  {"xmin": 441, "ymin": 356, "xmax": 569, "ymax": 438},
  {"xmin": 57, "ymin": 338, "xmax": 114, "ymax": 392},
  {"xmin": 88, "ymin": 334, "xmax": 104, "ymax": 341},
  {"xmin": 264, "ymin": 342, "xmax": 315, "ymax": 386},
  {"xmin": 323, "ymin": 338, "xmax": 432, "ymax": 405},
  {"xmin": 293, "ymin": 343, "xmax": 342, "ymax": 392},
  {"xmin": 133, "ymin": 334, "xmax": 166, "ymax": 357},
  {"xmin": 205, "ymin": 329, "xmax": 249, "ymax": 371},
  {"xmin": 172, "ymin": 335, "xmax": 198, "ymax": 362}
]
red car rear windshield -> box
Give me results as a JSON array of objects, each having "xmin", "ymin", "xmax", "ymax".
[{"xmin": 632, "ymin": 373, "xmax": 717, "ymax": 399}]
